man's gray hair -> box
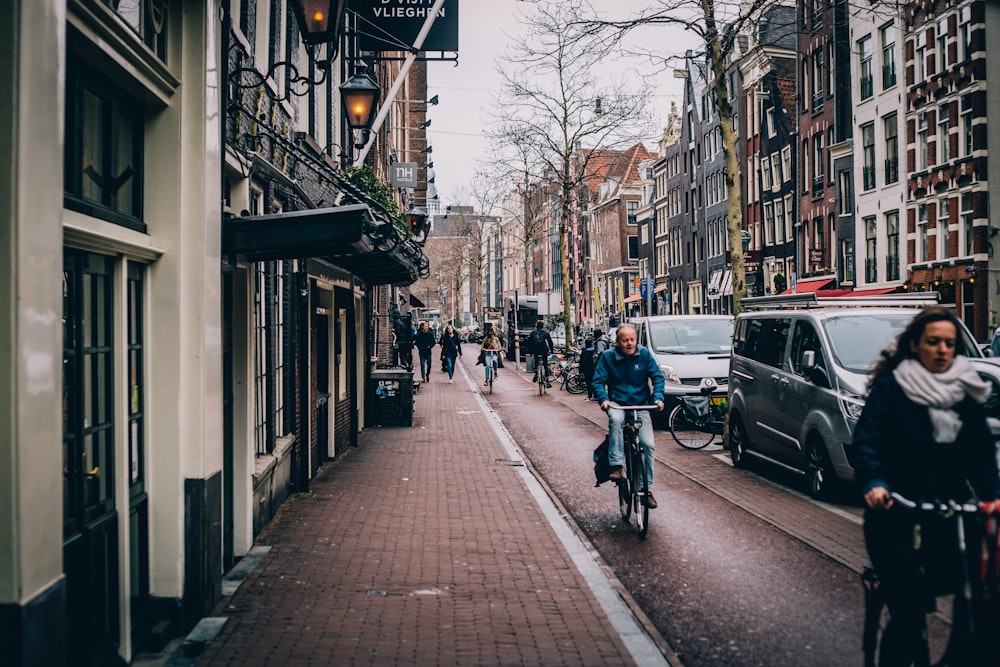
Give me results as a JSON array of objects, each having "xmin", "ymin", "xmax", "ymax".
[{"xmin": 615, "ymin": 324, "xmax": 637, "ymax": 340}]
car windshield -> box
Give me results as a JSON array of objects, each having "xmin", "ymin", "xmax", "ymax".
[
  {"xmin": 648, "ymin": 319, "xmax": 733, "ymax": 354},
  {"xmin": 822, "ymin": 311, "xmax": 982, "ymax": 374}
]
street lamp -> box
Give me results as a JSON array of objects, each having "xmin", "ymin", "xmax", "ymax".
[
  {"xmin": 291, "ymin": 0, "xmax": 347, "ymax": 45},
  {"xmin": 340, "ymin": 64, "xmax": 381, "ymax": 147}
]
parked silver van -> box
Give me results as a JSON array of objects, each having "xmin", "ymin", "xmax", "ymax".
[
  {"xmin": 727, "ymin": 303, "xmax": 983, "ymax": 499},
  {"xmin": 629, "ymin": 315, "xmax": 734, "ymax": 404}
]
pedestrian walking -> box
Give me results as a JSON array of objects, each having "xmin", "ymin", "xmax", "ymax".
[
  {"xmin": 579, "ymin": 337, "xmax": 596, "ymax": 400},
  {"xmin": 414, "ymin": 321, "xmax": 435, "ymax": 382},
  {"xmin": 440, "ymin": 324, "xmax": 463, "ymax": 383}
]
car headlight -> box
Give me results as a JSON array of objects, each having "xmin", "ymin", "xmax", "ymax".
[
  {"xmin": 841, "ymin": 394, "xmax": 865, "ymax": 421},
  {"xmin": 660, "ymin": 365, "xmax": 680, "ymax": 383}
]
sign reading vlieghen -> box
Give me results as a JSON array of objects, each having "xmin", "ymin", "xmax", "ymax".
[
  {"xmin": 356, "ymin": 0, "xmax": 459, "ymax": 52},
  {"xmin": 390, "ymin": 163, "xmax": 418, "ymax": 188}
]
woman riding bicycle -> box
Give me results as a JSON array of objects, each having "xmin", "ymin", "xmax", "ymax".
[
  {"xmin": 853, "ymin": 305, "xmax": 1000, "ymax": 666},
  {"xmin": 479, "ymin": 326, "xmax": 503, "ymax": 386}
]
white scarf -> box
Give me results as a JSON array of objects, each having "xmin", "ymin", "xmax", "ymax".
[{"xmin": 893, "ymin": 356, "xmax": 989, "ymax": 443}]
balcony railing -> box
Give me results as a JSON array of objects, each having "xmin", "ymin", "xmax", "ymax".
[
  {"xmin": 882, "ymin": 64, "xmax": 896, "ymax": 88},
  {"xmin": 860, "ymin": 74, "xmax": 873, "ymax": 100},
  {"xmin": 811, "ymin": 93, "xmax": 824, "ymax": 112},
  {"xmin": 884, "ymin": 157, "xmax": 898, "ymax": 184},
  {"xmin": 885, "ymin": 253, "xmax": 899, "ymax": 281},
  {"xmin": 863, "ymin": 165, "xmax": 876, "ymax": 190},
  {"xmin": 812, "ymin": 178, "xmax": 824, "ymax": 197}
]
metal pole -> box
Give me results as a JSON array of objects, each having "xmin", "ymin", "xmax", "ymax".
[{"xmin": 352, "ymin": 0, "xmax": 447, "ymax": 168}]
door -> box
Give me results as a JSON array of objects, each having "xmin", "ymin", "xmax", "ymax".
[{"xmin": 63, "ymin": 249, "xmax": 122, "ymax": 666}]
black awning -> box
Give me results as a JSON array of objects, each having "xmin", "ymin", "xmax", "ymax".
[
  {"xmin": 409, "ymin": 293, "xmax": 426, "ymax": 308},
  {"xmin": 223, "ymin": 204, "xmax": 371, "ymax": 260},
  {"xmin": 223, "ymin": 204, "xmax": 425, "ymax": 286}
]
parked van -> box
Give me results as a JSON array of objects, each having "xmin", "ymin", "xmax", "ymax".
[
  {"xmin": 629, "ymin": 315, "xmax": 734, "ymax": 405},
  {"xmin": 727, "ymin": 300, "xmax": 983, "ymax": 499}
]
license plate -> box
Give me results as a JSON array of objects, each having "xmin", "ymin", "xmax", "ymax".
[{"xmin": 710, "ymin": 396, "xmax": 726, "ymax": 406}]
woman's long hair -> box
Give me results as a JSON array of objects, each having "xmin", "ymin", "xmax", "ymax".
[{"xmin": 869, "ymin": 305, "xmax": 966, "ymax": 386}]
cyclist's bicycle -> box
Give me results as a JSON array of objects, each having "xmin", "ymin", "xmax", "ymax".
[
  {"xmin": 862, "ymin": 492, "xmax": 999, "ymax": 667},
  {"xmin": 482, "ymin": 348, "xmax": 499, "ymax": 394},
  {"xmin": 532, "ymin": 354, "xmax": 551, "ymax": 395},
  {"xmin": 667, "ymin": 377, "xmax": 726, "ymax": 450},
  {"xmin": 611, "ymin": 403, "xmax": 660, "ymax": 539}
]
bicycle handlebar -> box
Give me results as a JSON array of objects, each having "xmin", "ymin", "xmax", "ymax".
[
  {"xmin": 890, "ymin": 492, "xmax": 980, "ymax": 514},
  {"xmin": 607, "ymin": 403, "xmax": 662, "ymax": 411}
]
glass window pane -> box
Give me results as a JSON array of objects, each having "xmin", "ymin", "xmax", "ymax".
[
  {"xmin": 115, "ymin": 110, "xmax": 136, "ymax": 216},
  {"xmin": 81, "ymin": 88, "xmax": 104, "ymax": 204}
]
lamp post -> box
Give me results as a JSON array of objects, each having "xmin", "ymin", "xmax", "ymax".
[{"xmin": 339, "ymin": 63, "xmax": 381, "ymax": 151}]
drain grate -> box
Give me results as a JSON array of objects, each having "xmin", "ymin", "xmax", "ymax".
[
  {"xmin": 366, "ymin": 590, "xmax": 388, "ymax": 597},
  {"xmin": 496, "ymin": 459, "xmax": 524, "ymax": 467}
]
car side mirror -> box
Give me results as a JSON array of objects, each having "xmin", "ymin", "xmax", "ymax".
[{"xmin": 801, "ymin": 350, "xmax": 830, "ymax": 388}]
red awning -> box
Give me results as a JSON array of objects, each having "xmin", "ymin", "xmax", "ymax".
[
  {"xmin": 839, "ymin": 287, "xmax": 898, "ymax": 297},
  {"xmin": 781, "ymin": 277, "xmax": 835, "ymax": 294},
  {"xmin": 623, "ymin": 293, "xmax": 642, "ymax": 303}
]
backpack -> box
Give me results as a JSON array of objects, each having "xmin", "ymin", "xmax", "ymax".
[
  {"xmin": 594, "ymin": 337, "xmax": 609, "ymax": 355},
  {"xmin": 578, "ymin": 347, "xmax": 595, "ymax": 375},
  {"xmin": 528, "ymin": 328, "xmax": 547, "ymax": 352},
  {"xmin": 593, "ymin": 437, "xmax": 612, "ymax": 486}
]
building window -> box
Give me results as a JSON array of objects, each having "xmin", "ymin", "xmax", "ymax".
[
  {"xmin": 101, "ymin": 0, "xmax": 169, "ymax": 62},
  {"xmin": 915, "ymin": 30, "xmax": 927, "ymax": 83},
  {"xmin": 884, "ymin": 113, "xmax": 898, "ymax": 183},
  {"xmin": 859, "ymin": 35, "xmax": 873, "ymax": 100},
  {"xmin": 885, "ymin": 211, "xmax": 900, "ymax": 281},
  {"xmin": 764, "ymin": 202, "xmax": 775, "ymax": 245},
  {"xmin": 774, "ymin": 198, "xmax": 786, "ymax": 243},
  {"xmin": 959, "ymin": 6, "xmax": 972, "ymax": 62},
  {"xmin": 64, "ymin": 65, "xmax": 145, "ymax": 232},
  {"xmin": 961, "ymin": 94, "xmax": 973, "ymax": 157},
  {"xmin": 782, "ymin": 146, "xmax": 792, "ymax": 183},
  {"xmin": 839, "ymin": 170, "xmax": 853, "ymax": 214},
  {"xmin": 917, "ymin": 112, "xmax": 929, "ymax": 170},
  {"xmin": 937, "ymin": 18, "xmax": 948, "ymax": 72},
  {"xmin": 865, "ymin": 217, "xmax": 878, "ymax": 283},
  {"xmin": 812, "ymin": 47, "xmax": 824, "ymax": 109},
  {"xmin": 938, "ymin": 104, "xmax": 950, "ymax": 163},
  {"xmin": 961, "ymin": 192, "xmax": 973, "ymax": 256},
  {"xmin": 813, "ymin": 133, "xmax": 824, "ymax": 195},
  {"xmin": 253, "ymin": 261, "xmax": 289, "ymax": 456},
  {"xmin": 917, "ymin": 204, "xmax": 929, "ymax": 262},
  {"xmin": 761, "ymin": 154, "xmax": 773, "ymax": 190},
  {"xmin": 627, "ymin": 200, "xmax": 638, "ymax": 226},
  {"xmin": 628, "ymin": 236, "xmax": 639, "ymax": 260},
  {"xmin": 881, "ymin": 23, "xmax": 897, "ymax": 88},
  {"xmin": 843, "ymin": 239, "xmax": 855, "ymax": 283},
  {"xmin": 766, "ymin": 108, "xmax": 776, "ymax": 137},
  {"xmin": 861, "ymin": 122, "xmax": 876, "ymax": 190},
  {"xmin": 784, "ymin": 194, "xmax": 794, "ymax": 243},
  {"xmin": 937, "ymin": 198, "xmax": 950, "ymax": 260}
]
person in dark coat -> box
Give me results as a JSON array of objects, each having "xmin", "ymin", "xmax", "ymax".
[
  {"xmin": 414, "ymin": 321, "xmax": 436, "ymax": 382},
  {"xmin": 854, "ymin": 305, "xmax": 1000, "ymax": 667},
  {"xmin": 439, "ymin": 324, "xmax": 463, "ymax": 383},
  {"xmin": 578, "ymin": 337, "xmax": 596, "ymax": 400}
]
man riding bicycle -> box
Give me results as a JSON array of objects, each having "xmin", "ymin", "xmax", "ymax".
[
  {"xmin": 593, "ymin": 324, "xmax": 665, "ymax": 508},
  {"xmin": 527, "ymin": 320, "xmax": 555, "ymax": 388}
]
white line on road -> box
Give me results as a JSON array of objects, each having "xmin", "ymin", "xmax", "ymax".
[{"xmin": 458, "ymin": 363, "xmax": 676, "ymax": 667}]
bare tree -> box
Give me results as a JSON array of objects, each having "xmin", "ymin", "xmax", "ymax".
[{"xmin": 491, "ymin": 0, "xmax": 652, "ymax": 345}]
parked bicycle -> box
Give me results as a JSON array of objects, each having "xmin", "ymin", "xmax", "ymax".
[
  {"xmin": 553, "ymin": 348, "xmax": 587, "ymax": 394},
  {"xmin": 667, "ymin": 377, "xmax": 727, "ymax": 450},
  {"xmin": 612, "ymin": 403, "xmax": 660, "ymax": 539},
  {"xmin": 862, "ymin": 492, "xmax": 999, "ymax": 667}
]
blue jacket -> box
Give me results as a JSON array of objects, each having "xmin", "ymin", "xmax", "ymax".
[{"xmin": 592, "ymin": 345, "xmax": 665, "ymax": 407}]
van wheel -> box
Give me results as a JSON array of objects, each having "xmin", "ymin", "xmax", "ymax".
[
  {"xmin": 729, "ymin": 415, "xmax": 750, "ymax": 469},
  {"xmin": 806, "ymin": 437, "xmax": 834, "ymax": 500}
]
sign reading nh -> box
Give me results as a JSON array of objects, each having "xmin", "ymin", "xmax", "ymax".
[
  {"xmin": 356, "ymin": 0, "xmax": 459, "ymax": 52},
  {"xmin": 390, "ymin": 162, "xmax": 418, "ymax": 187}
]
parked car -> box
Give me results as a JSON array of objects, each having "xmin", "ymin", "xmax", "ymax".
[
  {"xmin": 727, "ymin": 306, "xmax": 985, "ymax": 499},
  {"xmin": 629, "ymin": 315, "xmax": 734, "ymax": 405}
]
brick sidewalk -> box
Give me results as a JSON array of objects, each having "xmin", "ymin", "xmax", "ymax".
[{"xmin": 197, "ymin": 362, "xmax": 665, "ymax": 666}]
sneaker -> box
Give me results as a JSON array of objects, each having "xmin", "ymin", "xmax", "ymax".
[
  {"xmin": 449, "ymin": 378, "xmax": 454, "ymax": 384},
  {"xmin": 545, "ymin": 382, "xmax": 552, "ymax": 388},
  {"xmin": 608, "ymin": 466, "xmax": 624, "ymax": 481},
  {"xmin": 484, "ymin": 380, "xmax": 489, "ymax": 386},
  {"xmin": 644, "ymin": 493, "xmax": 658, "ymax": 509}
]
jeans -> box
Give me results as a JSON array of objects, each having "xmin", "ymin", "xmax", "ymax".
[
  {"xmin": 444, "ymin": 355, "xmax": 456, "ymax": 379},
  {"xmin": 607, "ymin": 408, "xmax": 655, "ymax": 488},
  {"xmin": 533, "ymin": 354, "xmax": 551, "ymax": 378},
  {"xmin": 418, "ymin": 351, "xmax": 432, "ymax": 379},
  {"xmin": 484, "ymin": 351, "xmax": 498, "ymax": 380}
]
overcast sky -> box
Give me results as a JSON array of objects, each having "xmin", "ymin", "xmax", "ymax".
[{"xmin": 422, "ymin": 0, "xmax": 692, "ymax": 210}]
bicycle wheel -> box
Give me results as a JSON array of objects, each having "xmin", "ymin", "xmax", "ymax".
[
  {"xmin": 617, "ymin": 477, "xmax": 631, "ymax": 523},
  {"xmin": 669, "ymin": 403, "xmax": 715, "ymax": 449},
  {"xmin": 630, "ymin": 443, "xmax": 650, "ymax": 539},
  {"xmin": 566, "ymin": 371, "xmax": 587, "ymax": 394}
]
